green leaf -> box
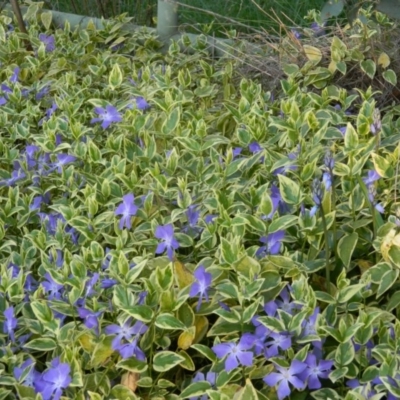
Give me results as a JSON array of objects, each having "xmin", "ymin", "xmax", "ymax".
[
  {"xmin": 180, "ymin": 381, "xmax": 212, "ymax": 399},
  {"xmin": 257, "ymin": 316, "xmax": 286, "ymax": 332},
  {"xmin": 321, "ymin": 0, "xmax": 345, "ymax": 20},
  {"xmin": 377, "ymin": 269, "xmax": 399, "ymax": 298},
  {"xmin": 269, "ymin": 215, "xmax": 298, "ymax": 233},
  {"xmin": 110, "ymin": 385, "xmax": 139, "ymax": 400},
  {"xmin": 235, "ymin": 379, "xmax": 259, "ymax": 400},
  {"xmin": 344, "ymin": 123, "xmax": 358, "ymax": 152},
  {"xmin": 153, "ymin": 351, "xmax": 185, "ymax": 372},
  {"xmin": 124, "ymin": 305, "xmax": 154, "ymax": 323},
  {"xmin": 311, "ymin": 388, "xmax": 341, "ymax": 400},
  {"xmin": 383, "ymin": 69, "xmax": 397, "ymax": 86},
  {"xmin": 371, "ymin": 153, "xmax": 393, "ymax": 178},
  {"xmin": 41, "ymin": 11, "xmax": 53, "ymax": 30},
  {"xmin": 90, "ymin": 336, "xmax": 114, "ymax": 368},
  {"xmin": 116, "ymin": 357, "xmax": 148, "ymax": 373},
  {"xmin": 386, "ymin": 291, "xmax": 400, "ymax": 311},
  {"xmin": 278, "ymin": 175, "xmax": 301, "ymax": 205},
  {"xmin": 335, "ymin": 341, "xmax": 355, "ymax": 366},
  {"xmin": 163, "ymin": 108, "xmax": 181, "ymax": 135},
  {"xmin": 329, "ymin": 367, "xmax": 348, "ymax": 383},
  {"xmin": 24, "ymin": 338, "xmax": 57, "ymax": 351},
  {"xmin": 303, "ymin": 45, "xmax": 322, "ymax": 64},
  {"xmin": 178, "ymin": 349, "xmax": 195, "ymax": 371},
  {"xmin": 360, "ymin": 59, "xmax": 376, "ymax": 79},
  {"xmin": 220, "ymin": 237, "xmax": 237, "ymax": 264},
  {"xmin": 155, "ymin": 313, "xmax": 187, "ymax": 330},
  {"xmin": 337, "ymin": 284, "xmax": 365, "ymax": 303},
  {"xmin": 109, "ymin": 63, "xmax": 123, "ymax": 89},
  {"xmin": 191, "ymin": 344, "xmax": 217, "ymax": 362},
  {"xmin": 337, "ymin": 232, "xmax": 358, "ymax": 268},
  {"xmin": 30, "ymin": 301, "xmax": 53, "ymax": 323}
]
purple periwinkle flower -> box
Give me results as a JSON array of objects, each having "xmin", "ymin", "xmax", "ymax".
[
  {"xmin": 275, "ymin": 286, "xmax": 301, "ymax": 315},
  {"xmin": 10, "ymin": 67, "xmax": 20, "ymax": 83},
  {"xmin": 30, "ymin": 192, "xmax": 51, "ymax": 210},
  {"xmin": 264, "ymin": 332, "xmax": 292, "ymax": 358},
  {"xmin": 312, "ymin": 178, "xmax": 323, "ymax": 206},
  {"xmin": 232, "ymin": 147, "xmax": 243, "ymax": 158},
  {"xmin": 363, "ymin": 170, "xmax": 381, "ymax": 187},
  {"xmin": 186, "ymin": 205, "xmax": 200, "ymax": 227},
  {"xmin": 204, "ymin": 214, "xmax": 218, "ymax": 224},
  {"xmin": 249, "ymin": 142, "xmax": 262, "ymax": 153},
  {"xmin": 291, "ymin": 29, "xmax": 301, "ymax": 39},
  {"xmin": 322, "ymin": 171, "xmax": 332, "ymax": 191},
  {"xmin": 46, "ymin": 101, "xmax": 58, "ymax": 119},
  {"xmin": 256, "ymin": 230, "xmax": 285, "ymax": 258},
  {"xmin": 0, "ymin": 168, "xmax": 26, "ymax": 187},
  {"xmin": 324, "ymin": 150, "xmax": 335, "ymax": 171},
  {"xmin": 39, "ymin": 33, "xmax": 56, "ymax": 52},
  {"xmin": 14, "ymin": 358, "xmax": 40, "ymax": 387},
  {"xmin": 100, "ymin": 278, "xmax": 118, "ymax": 289},
  {"xmin": 35, "ymin": 357, "xmax": 71, "ymax": 400},
  {"xmin": 3, "ymin": 306, "xmax": 18, "ymax": 342},
  {"xmin": 42, "ymin": 272, "xmax": 64, "ymax": 300},
  {"xmin": 299, "ymin": 354, "xmax": 333, "ymax": 389},
  {"xmin": 212, "ymin": 334, "xmax": 254, "ymax": 372},
  {"xmin": 115, "ymin": 193, "xmax": 138, "ymax": 230},
  {"xmin": 263, "ymin": 360, "xmax": 307, "ymax": 400},
  {"xmin": 91, "ymin": 105, "xmax": 122, "ymax": 129},
  {"xmin": 49, "ymin": 249, "xmax": 63, "ymax": 268},
  {"xmin": 370, "ymin": 109, "xmax": 381, "ymax": 136},
  {"xmin": 77, "ymin": 307, "xmax": 103, "ymax": 335},
  {"xmin": 155, "ymin": 224, "xmax": 180, "ymax": 261},
  {"xmin": 135, "ymin": 96, "xmax": 150, "ymax": 111},
  {"xmin": 36, "ymin": 85, "xmax": 50, "ymax": 100},
  {"xmin": 266, "ymin": 184, "xmax": 288, "ymax": 220},
  {"xmin": 105, "ymin": 318, "xmax": 148, "ymax": 350},
  {"xmin": 338, "ymin": 126, "xmax": 347, "ymax": 136},
  {"xmin": 346, "ymin": 379, "xmax": 376, "ymax": 399},
  {"xmin": 52, "ymin": 154, "xmax": 76, "ymax": 173},
  {"xmin": 189, "ymin": 265, "xmax": 212, "ymax": 311},
  {"xmin": 85, "ymin": 273, "xmax": 99, "ymax": 297},
  {"xmin": 118, "ymin": 337, "xmax": 146, "ymax": 360},
  {"xmin": 310, "ymin": 21, "xmax": 326, "ymax": 37},
  {"xmin": 190, "ymin": 371, "xmax": 217, "ymax": 399}
]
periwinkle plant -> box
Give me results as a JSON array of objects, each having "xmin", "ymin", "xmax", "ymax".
[{"xmin": 1, "ymin": 6, "xmax": 400, "ymax": 400}]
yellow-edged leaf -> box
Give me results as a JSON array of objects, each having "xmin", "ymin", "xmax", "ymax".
[
  {"xmin": 303, "ymin": 45, "xmax": 322, "ymax": 63},
  {"xmin": 378, "ymin": 52, "xmax": 390, "ymax": 68}
]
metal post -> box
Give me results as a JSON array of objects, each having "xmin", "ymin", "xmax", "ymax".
[{"xmin": 157, "ymin": 0, "xmax": 178, "ymax": 39}]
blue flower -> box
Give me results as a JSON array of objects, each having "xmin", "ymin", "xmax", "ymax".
[
  {"xmin": 189, "ymin": 265, "xmax": 212, "ymax": 311},
  {"xmin": 115, "ymin": 194, "xmax": 138, "ymax": 230},
  {"xmin": 105, "ymin": 318, "xmax": 148, "ymax": 350},
  {"xmin": 77, "ymin": 307, "xmax": 103, "ymax": 335},
  {"xmin": 256, "ymin": 230, "xmax": 285, "ymax": 258},
  {"xmin": 14, "ymin": 358, "xmax": 40, "ymax": 387},
  {"xmin": 3, "ymin": 306, "xmax": 18, "ymax": 342},
  {"xmin": 34, "ymin": 357, "xmax": 71, "ymax": 400},
  {"xmin": 264, "ymin": 360, "xmax": 307, "ymax": 400},
  {"xmin": 299, "ymin": 354, "xmax": 333, "ymax": 389},
  {"xmin": 190, "ymin": 371, "xmax": 217, "ymax": 400},
  {"xmin": 39, "ymin": 34, "xmax": 56, "ymax": 52},
  {"xmin": 91, "ymin": 105, "xmax": 122, "ymax": 129},
  {"xmin": 155, "ymin": 224, "xmax": 180, "ymax": 260},
  {"xmin": 212, "ymin": 334, "xmax": 254, "ymax": 372}
]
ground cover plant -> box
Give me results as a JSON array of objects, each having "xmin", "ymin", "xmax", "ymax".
[
  {"xmin": 2, "ymin": 2, "xmax": 400, "ymax": 400},
  {"xmin": 48, "ymin": 0, "xmax": 327, "ymax": 35}
]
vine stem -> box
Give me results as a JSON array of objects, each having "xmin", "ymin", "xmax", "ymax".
[{"xmin": 320, "ymin": 208, "xmax": 331, "ymax": 295}]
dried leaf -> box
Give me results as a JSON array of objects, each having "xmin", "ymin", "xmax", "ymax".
[{"xmin": 121, "ymin": 372, "xmax": 140, "ymax": 392}]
